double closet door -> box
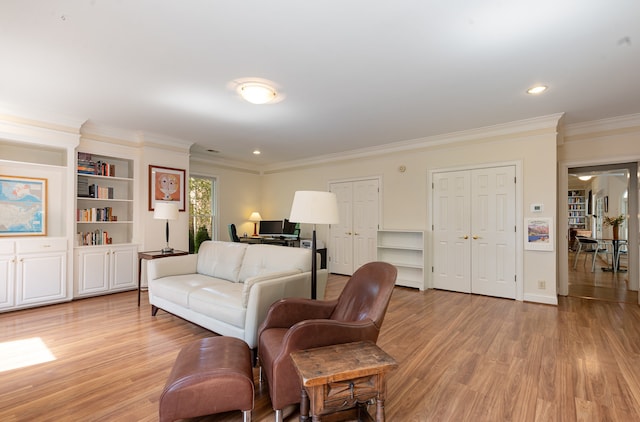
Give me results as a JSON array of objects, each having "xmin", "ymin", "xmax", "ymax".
[
  {"xmin": 433, "ymin": 166, "xmax": 516, "ymax": 299},
  {"xmin": 329, "ymin": 179, "xmax": 379, "ymax": 276}
]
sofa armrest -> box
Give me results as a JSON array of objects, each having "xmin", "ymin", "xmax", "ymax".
[
  {"xmin": 147, "ymin": 254, "xmax": 198, "ymax": 281},
  {"xmin": 243, "ymin": 271, "xmax": 320, "ymax": 349}
]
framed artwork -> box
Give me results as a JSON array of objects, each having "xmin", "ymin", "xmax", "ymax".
[
  {"xmin": 524, "ymin": 217, "xmax": 553, "ymax": 251},
  {"xmin": 148, "ymin": 165, "xmax": 186, "ymax": 211},
  {"xmin": 0, "ymin": 175, "xmax": 47, "ymax": 236}
]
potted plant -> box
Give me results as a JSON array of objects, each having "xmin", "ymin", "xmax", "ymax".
[{"xmin": 603, "ymin": 214, "xmax": 625, "ymax": 239}]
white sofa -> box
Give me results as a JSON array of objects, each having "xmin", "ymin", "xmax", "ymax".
[{"xmin": 147, "ymin": 240, "xmax": 327, "ymax": 349}]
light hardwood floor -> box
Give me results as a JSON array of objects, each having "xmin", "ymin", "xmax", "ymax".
[
  {"xmin": 568, "ymin": 249, "xmax": 637, "ymax": 303},
  {"xmin": 3, "ymin": 274, "xmax": 640, "ymax": 421}
]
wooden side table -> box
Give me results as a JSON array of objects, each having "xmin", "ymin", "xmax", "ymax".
[
  {"xmin": 137, "ymin": 250, "xmax": 188, "ymax": 306},
  {"xmin": 290, "ymin": 341, "xmax": 398, "ymax": 422}
]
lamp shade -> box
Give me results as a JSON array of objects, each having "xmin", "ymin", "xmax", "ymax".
[
  {"xmin": 248, "ymin": 212, "xmax": 262, "ymax": 222},
  {"xmin": 154, "ymin": 202, "xmax": 179, "ymax": 220},
  {"xmin": 289, "ymin": 191, "xmax": 339, "ymax": 225}
]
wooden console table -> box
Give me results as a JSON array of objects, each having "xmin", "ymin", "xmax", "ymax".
[
  {"xmin": 137, "ymin": 250, "xmax": 188, "ymax": 306},
  {"xmin": 290, "ymin": 341, "xmax": 398, "ymax": 422}
]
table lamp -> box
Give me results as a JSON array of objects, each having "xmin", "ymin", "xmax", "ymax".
[
  {"xmin": 154, "ymin": 202, "xmax": 179, "ymax": 253},
  {"xmin": 289, "ymin": 191, "xmax": 339, "ymax": 299},
  {"xmin": 248, "ymin": 212, "xmax": 262, "ymax": 237}
]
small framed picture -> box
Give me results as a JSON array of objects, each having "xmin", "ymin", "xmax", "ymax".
[
  {"xmin": 524, "ymin": 217, "xmax": 553, "ymax": 251},
  {"xmin": 0, "ymin": 175, "xmax": 47, "ymax": 236},
  {"xmin": 148, "ymin": 165, "xmax": 186, "ymax": 211}
]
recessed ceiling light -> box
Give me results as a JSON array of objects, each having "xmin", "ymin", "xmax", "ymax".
[
  {"xmin": 253, "ymin": 149, "xmax": 261, "ymax": 155},
  {"xmin": 238, "ymin": 82, "xmax": 277, "ymax": 104},
  {"xmin": 527, "ymin": 85, "xmax": 548, "ymax": 95}
]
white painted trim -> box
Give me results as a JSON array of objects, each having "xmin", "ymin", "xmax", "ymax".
[{"xmin": 523, "ymin": 293, "xmax": 558, "ymax": 305}]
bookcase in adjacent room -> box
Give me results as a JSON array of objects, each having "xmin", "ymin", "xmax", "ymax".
[{"xmin": 377, "ymin": 230, "xmax": 425, "ymax": 290}]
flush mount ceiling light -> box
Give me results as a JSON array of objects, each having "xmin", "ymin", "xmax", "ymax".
[
  {"xmin": 238, "ymin": 82, "xmax": 277, "ymax": 104},
  {"xmin": 526, "ymin": 85, "xmax": 548, "ymax": 95},
  {"xmin": 253, "ymin": 149, "xmax": 261, "ymax": 155},
  {"xmin": 578, "ymin": 175, "xmax": 593, "ymax": 181}
]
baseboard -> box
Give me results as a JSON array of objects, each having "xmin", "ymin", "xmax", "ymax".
[{"xmin": 523, "ymin": 293, "xmax": 558, "ymax": 305}]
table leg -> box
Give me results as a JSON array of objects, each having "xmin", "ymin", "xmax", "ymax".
[
  {"xmin": 300, "ymin": 388, "xmax": 309, "ymax": 422},
  {"xmin": 375, "ymin": 397, "xmax": 385, "ymax": 422},
  {"xmin": 137, "ymin": 257, "xmax": 143, "ymax": 306}
]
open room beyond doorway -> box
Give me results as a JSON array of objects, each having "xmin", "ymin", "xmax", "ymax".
[{"xmin": 566, "ymin": 163, "xmax": 638, "ymax": 303}]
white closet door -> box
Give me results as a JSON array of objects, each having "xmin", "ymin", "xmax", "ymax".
[
  {"xmin": 329, "ymin": 179, "xmax": 380, "ymax": 275},
  {"xmin": 432, "ymin": 166, "xmax": 516, "ymax": 299},
  {"xmin": 433, "ymin": 170, "xmax": 472, "ymax": 292},
  {"xmin": 330, "ymin": 182, "xmax": 354, "ymax": 275},
  {"xmin": 471, "ymin": 167, "xmax": 516, "ymax": 299},
  {"xmin": 353, "ymin": 180, "xmax": 379, "ymax": 271}
]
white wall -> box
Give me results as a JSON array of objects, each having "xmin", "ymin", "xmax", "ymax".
[{"xmin": 253, "ymin": 115, "xmax": 561, "ymax": 303}]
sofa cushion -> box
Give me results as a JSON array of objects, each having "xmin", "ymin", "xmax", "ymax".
[
  {"xmin": 149, "ymin": 274, "xmax": 218, "ymax": 308},
  {"xmin": 196, "ymin": 241, "xmax": 248, "ymax": 282},
  {"xmin": 238, "ymin": 245, "xmax": 311, "ymax": 282},
  {"xmin": 241, "ymin": 269, "xmax": 302, "ymax": 307},
  {"xmin": 189, "ymin": 282, "xmax": 246, "ymax": 328}
]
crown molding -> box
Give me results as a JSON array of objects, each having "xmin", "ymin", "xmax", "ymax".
[
  {"xmin": 0, "ymin": 104, "xmax": 86, "ymax": 135},
  {"xmin": 564, "ymin": 113, "xmax": 640, "ymax": 139},
  {"xmin": 261, "ymin": 113, "xmax": 564, "ymax": 173}
]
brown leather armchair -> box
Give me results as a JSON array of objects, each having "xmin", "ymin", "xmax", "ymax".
[{"xmin": 257, "ymin": 261, "xmax": 397, "ymax": 421}]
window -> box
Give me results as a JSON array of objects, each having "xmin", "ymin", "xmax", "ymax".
[{"xmin": 189, "ymin": 176, "xmax": 216, "ymax": 252}]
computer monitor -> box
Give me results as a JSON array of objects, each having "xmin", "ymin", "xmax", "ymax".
[
  {"xmin": 282, "ymin": 219, "xmax": 299, "ymax": 238},
  {"xmin": 258, "ymin": 220, "xmax": 283, "ymax": 237}
]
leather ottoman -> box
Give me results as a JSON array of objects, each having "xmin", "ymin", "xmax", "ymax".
[{"xmin": 159, "ymin": 336, "xmax": 254, "ymax": 422}]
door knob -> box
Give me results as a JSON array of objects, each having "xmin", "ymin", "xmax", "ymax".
[
  {"xmin": 354, "ymin": 232, "xmax": 360, "ymax": 236},
  {"xmin": 460, "ymin": 235, "xmax": 469, "ymax": 239},
  {"xmin": 346, "ymin": 232, "xmax": 352, "ymax": 235},
  {"xmin": 472, "ymin": 235, "xmax": 480, "ymax": 240}
]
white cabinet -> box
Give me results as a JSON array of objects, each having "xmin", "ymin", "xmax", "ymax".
[
  {"xmin": 75, "ymin": 245, "xmax": 137, "ymax": 297},
  {"xmin": 377, "ymin": 230, "xmax": 425, "ymax": 290},
  {"xmin": 0, "ymin": 238, "xmax": 68, "ymax": 312}
]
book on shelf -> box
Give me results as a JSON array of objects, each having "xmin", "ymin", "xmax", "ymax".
[{"xmin": 78, "ymin": 229, "xmax": 112, "ymax": 246}]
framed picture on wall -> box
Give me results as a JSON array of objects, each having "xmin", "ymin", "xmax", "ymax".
[
  {"xmin": 148, "ymin": 165, "xmax": 186, "ymax": 211},
  {"xmin": 0, "ymin": 175, "xmax": 47, "ymax": 236},
  {"xmin": 524, "ymin": 217, "xmax": 553, "ymax": 251}
]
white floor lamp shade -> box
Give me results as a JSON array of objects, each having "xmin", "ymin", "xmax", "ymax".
[
  {"xmin": 154, "ymin": 202, "xmax": 179, "ymax": 253},
  {"xmin": 289, "ymin": 191, "xmax": 339, "ymax": 299}
]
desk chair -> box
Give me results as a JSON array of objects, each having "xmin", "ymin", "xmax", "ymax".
[
  {"xmin": 228, "ymin": 224, "xmax": 240, "ymax": 242},
  {"xmin": 573, "ymin": 237, "xmax": 609, "ymax": 272}
]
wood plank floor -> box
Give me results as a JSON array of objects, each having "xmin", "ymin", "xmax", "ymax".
[
  {"xmin": 568, "ymin": 250, "xmax": 637, "ymax": 303},
  {"xmin": 3, "ymin": 274, "xmax": 640, "ymax": 421}
]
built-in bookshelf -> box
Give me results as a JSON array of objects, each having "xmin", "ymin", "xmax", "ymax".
[
  {"xmin": 76, "ymin": 152, "xmax": 134, "ymax": 246},
  {"xmin": 377, "ymin": 230, "xmax": 425, "ymax": 290},
  {"xmin": 568, "ymin": 189, "xmax": 587, "ymax": 229}
]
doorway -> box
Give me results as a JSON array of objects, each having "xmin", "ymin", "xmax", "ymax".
[{"xmin": 565, "ymin": 163, "xmax": 638, "ymax": 303}]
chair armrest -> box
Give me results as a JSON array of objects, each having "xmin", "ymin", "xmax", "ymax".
[
  {"xmin": 147, "ymin": 254, "xmax": 198, "ymax": 281},
  {"xmin": 279, "ymin": 319, "xmax": 380, "ymax": 358},
  {"xmin": 260, "ymin": 298, "xmax": 338, "ymax": 331}
]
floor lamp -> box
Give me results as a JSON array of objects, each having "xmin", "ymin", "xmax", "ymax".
[
  {"xmin": 289, "ymin": 191, "xmax": 339, "ymax": 299},
  {"xmin": 154, "ymin": 202, "xmax": 179, "ymax": 253}
]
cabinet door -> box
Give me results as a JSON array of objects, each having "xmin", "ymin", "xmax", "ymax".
[
  {"xmin": 16, "ymin": 252, "xmax": 67, "ymax": 305},
  {"xmin": 110, "ymin": 246, "xmax": 136, "ymax": 290},
  {"xmin": 76, "ymin": 248, "xmax": 109, "ymax": 295},
  {"xmin": 0, "ymin": 254, "xmax": 15, "ymax": 309}
]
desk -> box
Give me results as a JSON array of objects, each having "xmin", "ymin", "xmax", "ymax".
[
  {"xmin": 137, "ymin": 250, "xmax": 188, "ymax": 306},
  {"xmin": 239, "ymin": 236, "xmax": 298, "ymax": 247},
  {"xmin": 291, "ymin": 341, "xmax": 398, "ymax": 422}
]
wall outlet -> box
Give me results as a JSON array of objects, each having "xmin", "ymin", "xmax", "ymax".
[{"xmin": 538, "ymin": 280, "xmax": 546, "ymax": 289}]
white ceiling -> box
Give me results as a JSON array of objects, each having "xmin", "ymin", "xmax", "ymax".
[{"xmin": 1, "ymin": 1, "xmax": 639, "ymax": 167}]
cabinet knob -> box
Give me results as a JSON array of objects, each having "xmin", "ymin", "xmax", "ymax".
[
  {"xmin": 460, "ymin": 235, "xmax": 469, "ymax": 239},
  {"xmin": 354, "ymin": 232, "xmax": 360, "ymax": 236},
  {"xmin": 346, "ymin": 232, "xmax": 352, "ymax": 235},
  {"xmin": 42, "ymin": 244, "xmax": 51, "ymax": 248}
]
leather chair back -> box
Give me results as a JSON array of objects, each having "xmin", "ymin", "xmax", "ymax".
[{"xmin": 330, "ymin": 262, "xmax": 397, "ymax": 329}]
